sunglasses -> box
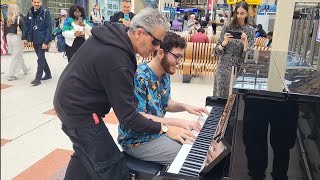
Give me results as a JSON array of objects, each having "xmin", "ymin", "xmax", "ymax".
[
  {"xmin": 137, "ymin": 26, "xmax": 162, "ymax": 46},
  {"xmin": 167, "ymin": 50, "xmax": 183, "ymax": 62}
]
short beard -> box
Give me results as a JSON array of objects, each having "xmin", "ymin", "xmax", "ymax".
[{"xmin": 160, "ymin": 55, "xmax": 174, "ymax": 75}]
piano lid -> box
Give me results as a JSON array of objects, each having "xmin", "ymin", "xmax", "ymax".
[{"xmin": 233, "ymin": 50, "xmax": 320, "ymax": 103}]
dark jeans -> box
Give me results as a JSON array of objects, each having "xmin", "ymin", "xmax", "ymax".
[
  {"xmin": 65, "ymin": 37, "xmax": 85, "ymax": 62},
  {"xmin": 243, "ymin": 99, "xmax": 298, "ymax": 180},
  {"xmin": 61, "ymin": 118, "xmax": 130, "ymax": 180},
  {"xmin": 34, "ymin": 44, "xmax": 51, "ymax": 80}
]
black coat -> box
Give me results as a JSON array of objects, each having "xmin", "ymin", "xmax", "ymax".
[
  {"xmin": 22, "ymin": 6, "xmax": 52, "ymax": 45},
  {"xmin": 109, "ymin": 12, "xmax": 135, "ymax": 23},
  {"xmin": 53, "ymin": 22, "xmax": 160, "ymax": 133}
]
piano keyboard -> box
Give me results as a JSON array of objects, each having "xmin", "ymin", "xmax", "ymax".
[{"xmin": 167, "ymin": 105, "xmax": 224, "ymax": 176}]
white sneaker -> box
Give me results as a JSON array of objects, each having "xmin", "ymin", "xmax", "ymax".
[
  {"xmin": 24, "ymin": 67, "xmax": 31, "ymax": 75},
  {"xmin": 7, "ymin": 76, "xmax": 17, "ymax": 81}
]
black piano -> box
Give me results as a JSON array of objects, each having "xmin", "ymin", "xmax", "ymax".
[
  {"xmin": 229, "ymin": 50, "xmax": 320, "ymax": 180},
  {"xmin": 127, "ymin": 50, "xmax": 320, "ymax": 180}
]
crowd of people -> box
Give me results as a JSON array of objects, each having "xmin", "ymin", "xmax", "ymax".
[{"xmin": 2, "ymin": 0, "xmax": 283, "ymax": 180}]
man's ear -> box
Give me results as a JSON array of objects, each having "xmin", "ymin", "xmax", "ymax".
[
  {"xmin": 135, "ymin": 28, "xmax": 144, "ymax": 39},
  {"xmin": 157, "ymin": 49, "xmax": 165, "ymax": 59}
]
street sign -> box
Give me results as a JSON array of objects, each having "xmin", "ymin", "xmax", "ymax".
[{"xmin": 226, "ymin": 0, "xmax": 262, "ymax": 5}]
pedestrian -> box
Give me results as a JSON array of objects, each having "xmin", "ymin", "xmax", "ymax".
[
  {"xmin": 22, "ymin": 0, "xmax": 52, "ymax": 86},
  {"xmin": 4, "ymin": 4, "xmax": 31, "ymax": 81},
  {"xmin": 62, "ymin": 4, "xmax": 92, "ymax": 62}
]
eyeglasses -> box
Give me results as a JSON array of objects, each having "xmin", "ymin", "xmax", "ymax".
[
  {"xmin": 137, "ymin": 26, "xmax": 162, "ymax": 46},
  {"xmin": 74, "ymin": 11, "xmax": 82, "ymax": 15},
  {"xmin": 167, "ymin": 51, "xmax": 183, "ymax": 62}
]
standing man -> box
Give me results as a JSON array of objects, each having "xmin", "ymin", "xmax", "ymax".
[
  {"xmin": 90, "ymin": 4, "xmax": 103, "ymax": 26},
  {"xmin": 23, "ymin": 0, "xmax": 52, "ymax": 86},
  {"xmin": 53, "ymin": 8, "xmax": 182, "ymax": 179},
  {"xmin": 110, "ymin": 0, "xmax": 135, "ymax": 27}
]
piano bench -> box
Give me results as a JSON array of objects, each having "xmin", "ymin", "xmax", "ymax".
[{"xmin": 124, "ymin": 152, "xmax": 165, "ymax": 180}]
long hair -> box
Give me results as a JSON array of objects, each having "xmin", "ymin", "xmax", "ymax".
[
  {"xmin": 6, "ymin": 4, "xmax": 20, "ymax": 27},
  {"xmin": 229, "ymin": 1, "xmax": 249, "ymax": 30}
]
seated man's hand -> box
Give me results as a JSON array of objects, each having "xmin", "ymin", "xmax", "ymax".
[
  {"xmin": 171, "ymin": 118, "xmax": 201, "ymax": 132},
  {"xmin": 166, "ymin": 125, "xmax": 196, "ymax": 144},
  {"xmin": 184, "ymin": 104, "xmax": 210, "ymax": 116}
]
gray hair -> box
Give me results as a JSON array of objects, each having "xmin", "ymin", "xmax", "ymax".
[
  {"xmin": 129, "ymin": 7, "xmax": 170, "ymax": 33},
  {"xmin": 121, "ymin": 0, "xmax": 131, "ymax": 3}
]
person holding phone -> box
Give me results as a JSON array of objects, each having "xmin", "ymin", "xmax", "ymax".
[
  {"xmin": 213, "ymin": 1, "xmax": 254, "ymax": 98},
  {"xmin": 109, "ymin": 0, "xmax": 135, "ymax": 27},
  {"xmin": 62, "ymin": 5, "xmax": 92, "ymax": 62}
]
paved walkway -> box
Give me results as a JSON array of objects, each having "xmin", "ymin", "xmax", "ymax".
[{"xmin": 1, "ymin": 51, "xmax": 213, "ymax": 180}]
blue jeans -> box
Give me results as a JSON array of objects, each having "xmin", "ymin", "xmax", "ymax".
[{"xmin": 33, "ymin": 44, "xmax": 51, "ymax": 80}]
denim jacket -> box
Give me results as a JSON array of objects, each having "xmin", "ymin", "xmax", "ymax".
[{"xmin": 22, "ymin": 6, "xmax": 52, "ymax": 45}]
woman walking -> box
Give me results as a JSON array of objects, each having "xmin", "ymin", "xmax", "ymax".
[
  {"xmin": 213, "ymin": 1, "xmax": 254, "ymax": 98},
  {"xmin": 62, "ymin": 5, "xmax": 92, "ymax": 62},
  {"xmin": 4, "ymin": 4, "xmax": 30, "ymax": 81}
]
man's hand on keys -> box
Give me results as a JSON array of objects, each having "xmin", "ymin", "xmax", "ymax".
[{"xmin": 166, "ymin": 125, "xmax": 196, "ymax": 144}]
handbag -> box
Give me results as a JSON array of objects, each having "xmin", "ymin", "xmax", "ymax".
[
  {"xmin": 17, "ymin": 16, "xmax": 22, "ymax": 37},
  {"xmin": 48, "ymin": 40, "xmax": 58, "ymax": 53}
]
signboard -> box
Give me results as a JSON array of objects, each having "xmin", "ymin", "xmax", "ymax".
[
  {"xmin": 208, "ymin": 0, "xmax": 226, "ymax": 10},
  {"xmin": 226, "ymin": 0, "xmax": 262, "ymax": 5},
  {"xmin": 105, "ymin": 0, "xmax": 120, "ymax": 21},
  {"xmin": 176, "ymin": 7, "xmax": 198, "ymax": 13},
  {"xmin": 316, "ymin": 20, "xmax": 320, "ymax": 42},
  {"xmin": 0, "ymin": 0, "xmax": 16, "ymax": 4}
]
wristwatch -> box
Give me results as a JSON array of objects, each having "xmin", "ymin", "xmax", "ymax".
[{"xmin": 161, "ymin": 123, "xmax": 168, "ymax": 134}]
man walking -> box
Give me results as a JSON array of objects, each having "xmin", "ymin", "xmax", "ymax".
[{"xmin": 23, "ymin": 0, "xmax": 52, "ymax": 86}]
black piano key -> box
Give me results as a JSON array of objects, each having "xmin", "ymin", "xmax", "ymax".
[
  {"xmin": 184, "ymin": 160, "xmax": 203, "ymax": 167},
  {"xmin": 180, "ymin": 166, "xmax": 200, "ymax": 174},
  {"xmin": 192, "ymin": 143, "xmax": 208, "ymax": 150},
  {"xmin": 179, "ymin": 169, "xmax": 198, "ymax": 177},
  {"xmin": 185, "ymin": 154, "xmax": 204, "ymax": 162},
  {"xmin": 188, "ymin": 150, "xmax": 207, "ymax": 157},
  {"xmin": 187, "ymin": 151, "xmax": 207, "ymax": 158},
  {"xmin": 178, "ymin": 105, "xmax": 225, "ymax": 176}
]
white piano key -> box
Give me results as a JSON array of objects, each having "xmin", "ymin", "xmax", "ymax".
[
  {"xmin": 167, "ymin": 144, "xmax": 193, "ymax": 174},
  {"xmin": 167, "ymin": 106, "xmax": 215, "ymax": 175}
]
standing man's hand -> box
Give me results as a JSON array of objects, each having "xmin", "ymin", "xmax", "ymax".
[
  {"xmin": 123, "ymin": 20, "xmax": 131, "ymax": 27},
  {"xmin": 42, "ymin": 43, "xmax": 48, "ymax": 49},
  {"xmin": 23, "ymin": 40, "xmax": 29, "ymax": 46}
]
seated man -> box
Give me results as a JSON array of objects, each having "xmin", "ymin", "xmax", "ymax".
[
  {"xmin": 191, "ymin": 28, "xmax": 209, "ymax": 43},
  {"xmin": 118, "ymin": 32, "xmax": 209, "ymax": 165},
  {"xmin": 265, "ymin": 31, "xmax": 273, "ymax": 47}
]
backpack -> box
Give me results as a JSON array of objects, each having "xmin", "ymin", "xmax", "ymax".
[{"xmin": 54, "ymin": 28, "xmax": 66, "ymax": 52}]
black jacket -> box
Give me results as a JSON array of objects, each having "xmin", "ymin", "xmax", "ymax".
[
  {"xmin": 22, "ymin": 6, "xmax": 52, "ymax": 45},
  {"xmin": 110, "ymin": 12, "xmax": 135, "ymax": 23},
  {"xmin": 3, "ymin": 14, "xmax": 24, "ymax": 37},
  {"xmin": 53, "ymin": 22, "xmax": 161, "ymax": 133}
]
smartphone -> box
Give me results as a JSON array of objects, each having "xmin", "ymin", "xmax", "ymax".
[
  {"xmin": 227, "ymin": 30, "xmax": 242, "ymax": 39},
  {"xmin": 124, "ymin": 14, "xmax": 130, "ymax": 21},
  {"xmin": 78, "ymin": 17, "xmax": 83, "ymax": 23}
]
